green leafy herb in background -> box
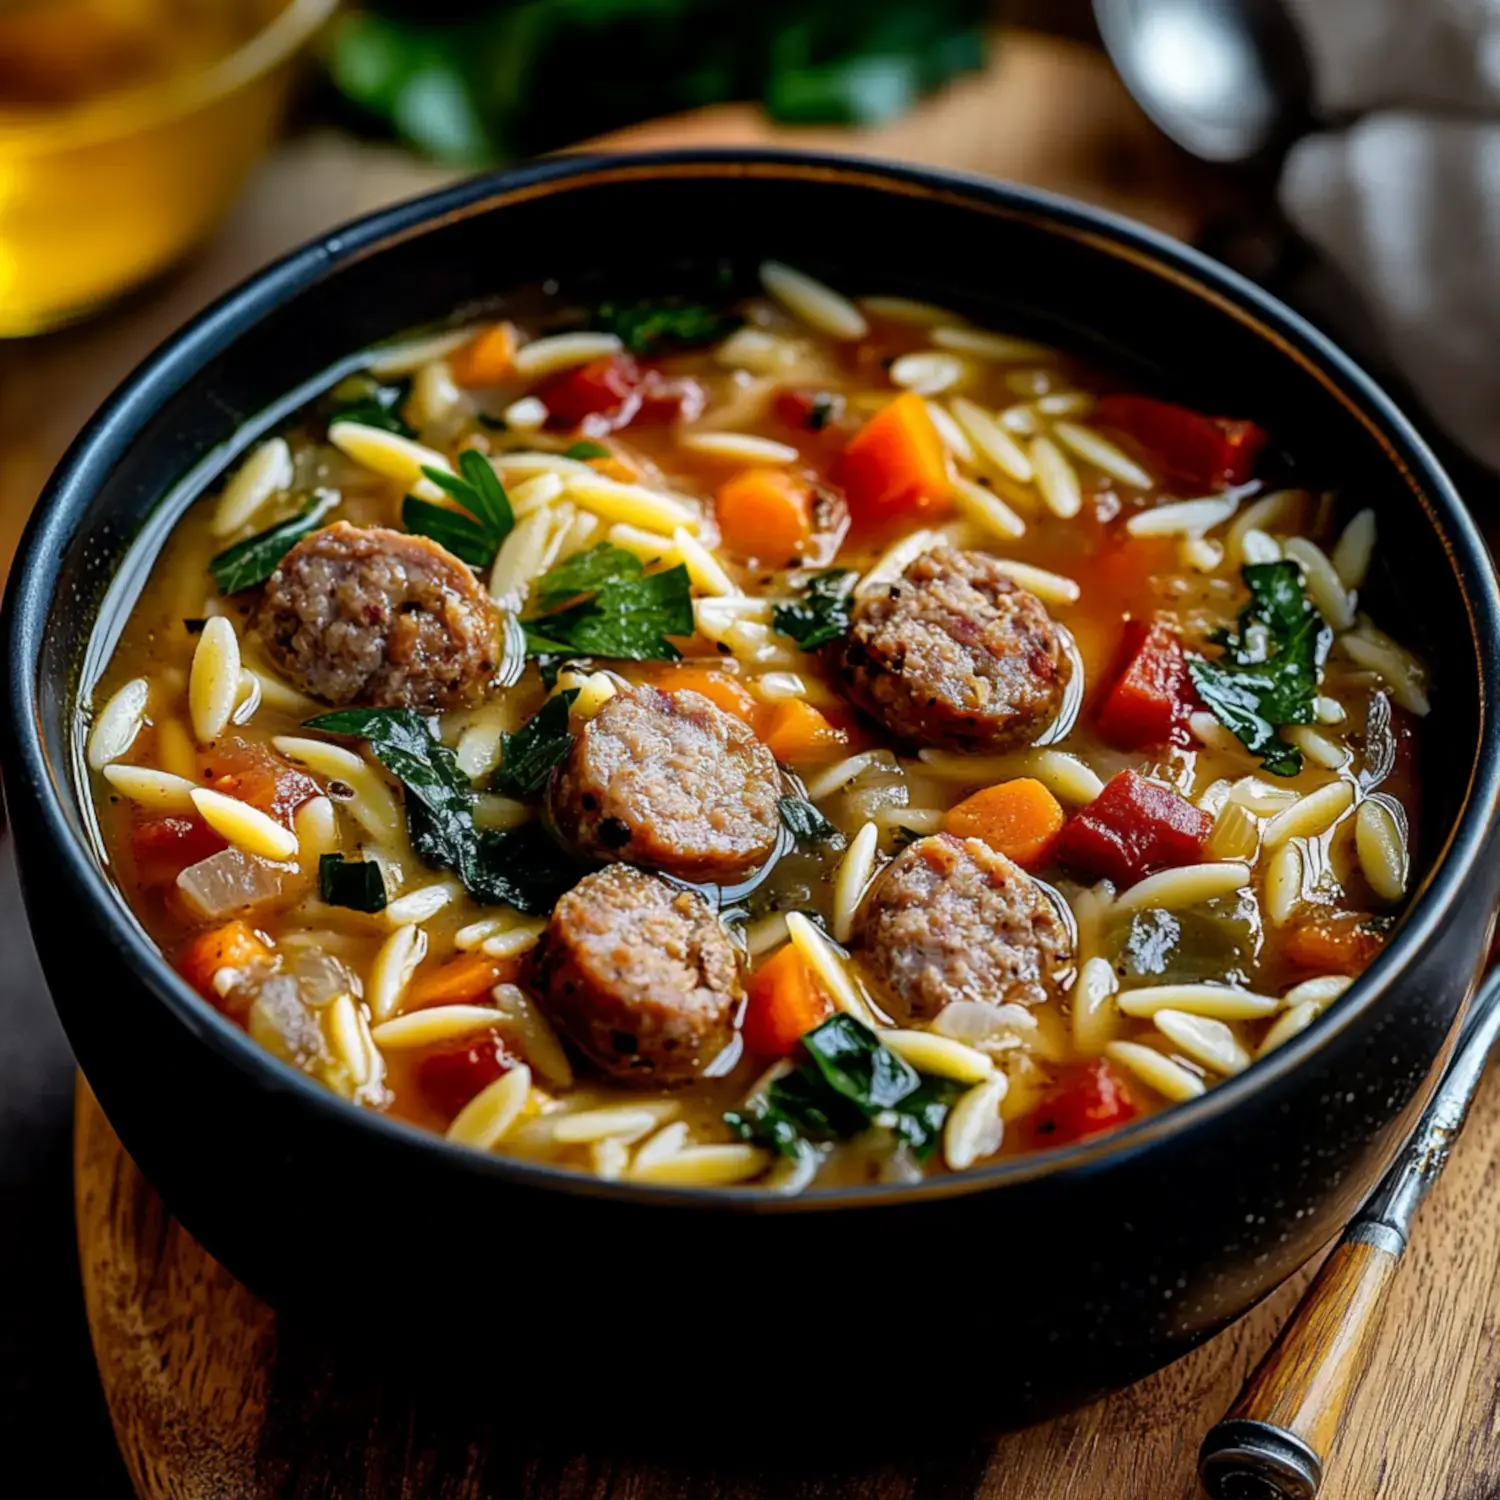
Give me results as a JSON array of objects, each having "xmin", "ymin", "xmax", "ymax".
[
  {"xmin": 596, "ymin": 299, "xmax": 741, "ymax": 356},
  {"xmin": 524, "ymin": 542, "xmax": 693, "ymax": 661},
  {"xmin": 210, "ymin": 491, "xmax": 339, "ymax": 594},
  {"xmin": 562, "ymin": 440, "xmax": 612, "ymax": 461},
  {"xmin": 327, "ymin": 374, "xmax": 416, "ymax": 436},
  {"xmin": 1188, "ymin": 561, "xmax": 1331, "ymax": 777},
  {"xmin": 401, "ymin": 449, "xmax": 515, "ymax": 568},
  {"xmin": 304, "ymin": 707, "xmax": 579, "ymax": 912},
  {"xmin": 726, "ymin": 1014, "xmax": 964, "ymax": 1163},
  {"xmin": 778, "ymin": 796, "xmax": 845, "ymax": 849},
  {"xmin": 324, "ymin": 1, "xmax": 990, "ymax": 165},
  {"xmin": 773, "ymin": 569, "xmax": 856, "ymax": 651}
]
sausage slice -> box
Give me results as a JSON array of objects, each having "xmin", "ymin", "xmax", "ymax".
[
  {"xmin": 535, "ymin": 865, "xmax": 742, "ymax": 1084},
  {"xmin": 838, "ymin": 546, "xmax": 1073, "ymax": 750},
  {"xmin": 549, "ymin": 684, "xmax": 781, "ymax": 883},
  {"xmin": 254, "ymin": 522, "xmax": 501, "ymax": 709},
  {"xmin": 855, "ymin": 833, "xmax": 1072, "ymax": 1021}
]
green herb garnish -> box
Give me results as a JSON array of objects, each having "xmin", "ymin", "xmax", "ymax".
[
  {"xmin": 1188, "ymin": 561, "xmax": 1331, "ymax": 777},
  {"xmin": 402, "ymin": 450, "xmax": 514, "ymax": 569},
  {"xmin": 318, "ymin": 854, "xmax": 389, "ymax": 914},
  {"xmin": 563, "ymin": 440, "xmax": 612, "ymax": 461},
  {"xmin": 726, "ymin": 1014, "xmax": 963, "ymax": 1163},
  {"xmin": 328, "ymin": 376, "xmax": 414, "ymax": 437},
  {"xmin": 772, "ymin": 569, "xmax": 857, "ymax": 651},
  {"xmin": 595, "ymin": 299, "xmax": 740, "ymax": 356},
  {"xmin": 523, "ymin": 543, "xmax": 693, "ymax": 662},
  {"xmin": 492, "ymin": 690, "xmax": 579, "ymax": 798},
  {"xmin": 209, "ymin": 491, "xmax": 339, "ymax": 595},
  {"xmin": 778, "ymin": 795, "xmax": 845, "ymax": 848},
  {"xmin": 303, "ymin": 708, "xmax": 579, "ymax": 913}
]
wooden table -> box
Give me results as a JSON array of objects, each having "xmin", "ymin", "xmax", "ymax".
[{"xmin": 10, "ymin": 26, "xmax": 1499, "ymax": 1500}]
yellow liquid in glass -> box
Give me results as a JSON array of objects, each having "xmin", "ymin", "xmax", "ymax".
[{"xmin": 0, "ymin": 0, "xmax": 319, "ymax": 336}]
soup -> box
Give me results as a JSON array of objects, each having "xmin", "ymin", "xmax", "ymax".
[{"xmin": 83, "ymin": 265, "xmax": 1426, "ymax": 1192}]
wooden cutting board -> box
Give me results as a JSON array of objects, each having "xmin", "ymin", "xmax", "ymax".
[{"xmin": 49, "ymin": 26, "xmax": 1500, "ymax": 1500}]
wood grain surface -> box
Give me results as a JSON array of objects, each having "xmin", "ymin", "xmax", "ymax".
[{"xmin": 40, "ymin": 22, "xmax": 1500, "ymax": 1500}]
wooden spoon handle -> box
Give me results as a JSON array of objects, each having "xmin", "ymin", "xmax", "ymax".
[{"xmin": 1198, "ymin": 1225, "xmax": 1403, "ymax": 1500}]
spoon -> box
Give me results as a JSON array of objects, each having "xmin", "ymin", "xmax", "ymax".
[
  {"xmin": 1092, "ymin": 0, "xmax": 1315, "ymax": 164},
  {"xmin": 1196, "ymin": 960, "xmax": 1500, "ymax": 1499}
]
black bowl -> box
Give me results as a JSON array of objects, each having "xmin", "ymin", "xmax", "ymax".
[{"xmin": 5, "ymin": 151, "xmax": 1500, "ymax": 1423}]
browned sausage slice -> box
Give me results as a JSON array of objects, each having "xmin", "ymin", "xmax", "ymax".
[
  {"xmin": 254, "ymin": 522, "xmax": 502, "ymax": 708},
  {"xmin": 838, "ymin": 546, "xmax": 1073, "ymax": 751},
  {"xmin": 535, "ymin": 865, "xmax": 743, "ymax": 1084},
  {"xmin": 549, "ymin": 684, "xmax": 781, "ymax": 883},
  {"xmin": 855, "ymin": 833, "xmax": 1072, "ymax": 1022}
]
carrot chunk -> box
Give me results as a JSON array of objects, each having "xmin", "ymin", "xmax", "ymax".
[
  {"xmin": 741, "ymin": 944, "xmax": 834, "ymax": 1058},
  {"xmin": 200, "ymin": 739, "xmax": 318, "ymax": 826},
  {"xmin": 449, "ymin": 322, "xmax": 516, "ymax": 387},
  {"xmin": 647, "ymin": 663, "xmax": 759, "ymax": 724},
  {"xmin": 407, "ymin": 952, "xmax": 514, "ymax": 1011},
  {"xmin": 942, "ymin": 778, "xmax": 1066, "ymax": 869},
  {"xmin": 1052, "ymin": 769, "xmax": 1212, "ymax": 887},
  {"xmin": 759, "ymin": 699, "xmax": 848, "ymax": 764},
  {"xmin": 1285, "ymin": 913, "xmax": 1389, "ymax": 977},
  {"xmin": 716, "ymin": 467, "xmax": 813, "ymax": 563},
  {"xmin": 177, "ymin": 920, "xmax": 271, "ymax": 1001},
  {"xmin": 836, "ymin": 392, "xmax": 951, "ymax": 524},
  {"xmin": 1095, "ymin": 619, "xmax": 1197, "ymax": 751}
]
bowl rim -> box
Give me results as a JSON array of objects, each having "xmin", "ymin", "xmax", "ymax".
[
  {"xmin": 8, "ymin": 147, "xmax": 1500, "ymax": 1213},
  {"xmin": 0, "ymin": 0, "xmax": 338, "ymax": 151}
]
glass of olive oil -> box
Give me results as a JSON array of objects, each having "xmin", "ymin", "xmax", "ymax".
[{"xmin": 0, "ymin": 0, "xmax": 337, "ymax": 336}]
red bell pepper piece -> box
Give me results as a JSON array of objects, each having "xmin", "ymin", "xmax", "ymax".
[
  {"xmin": 1095, "ymin": 619, "xmax": 1197, "ymax": 750},
  {"xmin": 1053, "ymin": 769, "xmax": 1213, "ymax": 887},
  {"xmin": 413, "ymin": 1028, "xmax": 519, "ymax": 1120},
  {"xmin": 1031, "ymin": 1059, "xmax": 1139, "ymax": 1146},
  {"xmin": 539, "ymin": 353, "xmax": 704, "ymax": 433},
  {"xmin": 774, "ymin": 387, "xmax": 845, "ymax": 432},
  {"xmin": 1094, "ymin": 393, "xmax": 1268, "ymax": 491}
]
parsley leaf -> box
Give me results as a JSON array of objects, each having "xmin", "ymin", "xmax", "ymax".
[
  {"xmin": 328, "ymin": 375, "xmax": 414, "ymax": 437},
  {"xmin": 209, "ymin": 491, "xmax": 339, "ymax": 594},
  {"xmin": 401, "ymin": 449, "xmax": 514, "ymax": 570},
  {"xmin": 773, "ymin": 569, "xmax": 857, "ymax": 650},
  {"xmin": 725, "ymin": 1014, "xmax": 963, "ymax": 1163},
  {"xmin": 302, "ymin": 708, "xmax": 579, "ymax": 914},
  {"xmin": 524, "ymin": 543, "xmax": 693, "ymax": 662},
  {"xmin": 778, "ymin": 796, "xmax": 845, "ymax": 848},
  {"xmin": 319, "ymin": 854, "xmax": 388, "ymax": 914},
  {"xmin": 492, "ymin": 690, "xmax": 579, "ymax": 798},
  {"xmin": 1188, "ymin": 561, "xmax": 1331, "ymax": 777},
  {"xmin": 563, "ymin": 440, "xmax": 612, "ymax": 461},
  {"xmin": 595, "ymin": 299, "xmax": 740, "ymax": 356}
]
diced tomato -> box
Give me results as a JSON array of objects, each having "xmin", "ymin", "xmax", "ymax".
[
  {"xmin": 200, "ymin": 738, "xmax": 318, "ymax": 827},
  {"xmin": 774, "ymin": 387, "xmax": 845, "ymax": 432},
  {"xmin": 1285, "ymin": 912, "xmax": 1389, "ymax": 977},
  {"xmin": 1094, "ymin": 393, "xmax": 1268, "ymax": 491},
  {"xmin": 1095, "ymin": 619, "xmax": 1198, "ymax": 750},
  {"xmin": 539, "ymin": 354, "xmax": 706, "ymax": 433},
  {"xmin": 1031, "ymin": 1059, "xmax": 1139, "ymax": 1146},
  {"xmin": 413, "ymin": 1028, "xmax": 519, "ymax": 1120},
  {"xmin": 129, "ymin": 815, "xmax": 226, "ymax": 888},
  {"xmin": 1053, "ymin": 769, "xmax": 1213, "ymax": 887}
]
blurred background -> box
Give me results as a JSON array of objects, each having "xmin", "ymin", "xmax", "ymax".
[{"xmin": 0, "ymin": 0, "xmax": 1473, "ymax": 1493}]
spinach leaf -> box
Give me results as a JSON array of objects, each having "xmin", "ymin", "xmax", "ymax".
[
  {"xmin": 209, "ymin": 491, "xmax": 339, "ymax": 594},
  {"xmin": 328, "ymin": 375, "xmax": 414, "ymax": 437},
  {"xmin": 773, "ymin": 569, "xmax": 856, "ymax": 650},
  {"xmin": 524, "ymin": 543, "xmax": 693, "ymax": 662},
  {"xmin": 596, "ymin": 299, "xmax": 740, "ymax": 356},
  {"xmin": 492, "ymin": 690, "xmax": 579, "ymax": 798},
  {"xmin": 303, "ymin": 708, "xmax": 578, "ymax": 914},
  {"xmin": 563, "ymin": 440, "xmax": 612, "ymax": 461},
  {"xmin": 778, "ymin": 796, "xmax": 845, "ymax": 849},
  {"xmin": 403, "ymin": 449, "xmax": 514, "ymax": 568},
  {"xmin": 725, "ymin": 1014, "xmax": 963, "ymax": 1164},
  {"xmin": 1188, "ymin": 561, "xmax": 1331, "ymax": 777},
  {"xmin": 319, "ymin": 854, "xmax": 388, "ymax": 914}
]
